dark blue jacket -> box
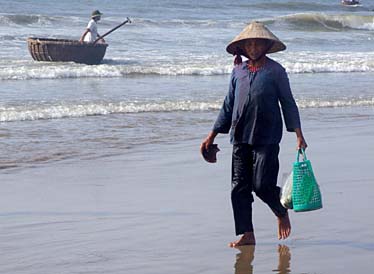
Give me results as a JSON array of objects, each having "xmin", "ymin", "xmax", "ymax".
[{"xmin": 213, "ymin": 57, "xmax": 301, "ymax": 145}]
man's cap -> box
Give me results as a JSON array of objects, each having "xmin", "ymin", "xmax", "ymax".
[
  {"xmin": 201, "ymin": 144, "xmax": 220, "ymax": 163},
  {"xmin": 91, "ymin": 10, "xmax": 103, "ymax": 18}
]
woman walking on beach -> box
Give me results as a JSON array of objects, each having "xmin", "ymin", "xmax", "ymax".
[{"xmin": 200, "ymin": 22, "xmax": 307, "ymax": 247}]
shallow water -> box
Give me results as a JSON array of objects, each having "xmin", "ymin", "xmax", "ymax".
[
  {"xmin": 1, "ymin": 72, "xmax": 374, "ymax": 170},
  {"xmin": 1, "ymin": 121, "xmax": 374, "ymax": 274},
  {"xmin": 1, "ymin": 0, "xmax": 374, "ymax": 169},
  {"xmin": 1, "ymin": 1, "xmax": 374, "ymax": 273}
]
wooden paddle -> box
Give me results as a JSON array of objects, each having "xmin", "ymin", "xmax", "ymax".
[{"xmin": 93, "ymin": 17, "xmax": 132, "ymax": 44}]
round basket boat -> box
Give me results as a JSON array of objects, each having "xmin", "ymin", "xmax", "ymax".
[{"xmin": 27, "ymin": 37, "xmax": 108, "ymax": 65}]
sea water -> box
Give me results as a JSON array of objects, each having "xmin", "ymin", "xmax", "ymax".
[
  {"xmin": 1, "ymin": 0, "xmax": 373, "ymax": 170},
  {"xmin": 1, "ymin": 1, "xmax": 374, "ymax": 273},
  {"xmin": 1, "ymin": 0, "xmax": 374, "ymax": 167}
]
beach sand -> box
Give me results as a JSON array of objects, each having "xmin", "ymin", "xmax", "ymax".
[{"xmin": 1, "ymin": 108, "xmax": 374, "ymax": 274}]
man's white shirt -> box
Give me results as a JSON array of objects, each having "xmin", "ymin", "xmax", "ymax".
[{"xmin": 83, "ymin": 19, "xmax": 98, "ymax": 43}]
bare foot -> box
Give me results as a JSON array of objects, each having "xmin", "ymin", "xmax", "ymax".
[
  {"xmin": 229, "ymin": 232, "xmax": 256, "ymax": 247},
  {"xmin": 277, "ymin": 212, "xmax": 291, "ymax": 240}
]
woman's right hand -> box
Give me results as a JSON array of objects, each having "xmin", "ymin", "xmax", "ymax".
[{"xmin": 200, "ymin": 131, "xmax": 217, "ymax": 154}]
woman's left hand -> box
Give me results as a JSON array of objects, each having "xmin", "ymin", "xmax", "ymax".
[
  {"xmin": 297, "ymin": 136, "xmax": 308, "ymax": 150},
  {"xmin": 295, "ymin": 128, "xmax": 307, "ymax": 150}
]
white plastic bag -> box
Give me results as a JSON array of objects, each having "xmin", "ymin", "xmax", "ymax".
[{"xmin": 280, "ymin": 171, "xmax": 293, "ymax": 209}]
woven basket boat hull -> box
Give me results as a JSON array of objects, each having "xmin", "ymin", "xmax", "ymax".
[{"xmin": 27, "ymin": 37, "xmax": 108, "ymax": 65}]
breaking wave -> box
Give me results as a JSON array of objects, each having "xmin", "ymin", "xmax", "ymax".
[
  {"xmin": 282, "ymin": 51, "xmax": 374, "ymax": 73},
  {"xmin": 0, "ymin": 101, "xmax": 220, "ymax": 122},
  {"xmin": 1, "ymin": 50, "xmax": 374, "ymax": 80},
  {"xmin": 1, "ymin": 98, "xmax": 373, "ymax": 122},
  {"xmin": 249, "ymin": 2, "xmax": 337, "ymax": 12},
  {"xmin": 1, "ymin": 12, "xmax": 373, "ymax": 37},
  {"xmin": 0, "ymin": 14, "xmax": 60, "ymax": 26},
  {"xmin": 266, "ymin": 13, "xmax": 374, "ymax": 31}
]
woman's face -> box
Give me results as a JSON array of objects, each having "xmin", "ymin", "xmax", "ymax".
[{"xmin": 242, "ymin": 39, "xmax": 271, "ymax": 60}]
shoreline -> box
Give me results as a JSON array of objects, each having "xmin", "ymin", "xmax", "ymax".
[{"xmin": 1, "ymin": 113, "xmax": 374, "ymax": 273}]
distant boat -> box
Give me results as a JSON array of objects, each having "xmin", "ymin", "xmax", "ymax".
[
  {"xmin": 27, "ymin": 38, "xmax": 108, "ymax": 65},
  {"xmin": 341, "ymin": 0, "xmax": 361, "ymax": 7}
]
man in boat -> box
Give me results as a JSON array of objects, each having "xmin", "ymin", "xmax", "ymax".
[{"xmin": 80, "ymin": 10, "xmax": 105, "ymax": 44}]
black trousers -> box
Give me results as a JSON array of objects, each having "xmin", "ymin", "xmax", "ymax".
[{"xmin": 231, "ymin": 144, "xmax": 287, "ymax": 235}]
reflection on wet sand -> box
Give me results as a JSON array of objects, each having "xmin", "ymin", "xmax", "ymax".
[
  {"xmin": 234, "ymin": 245, "xmax": 291, "ymax": 274},
  {"xmin": 273, "ymin": 245, "xmax": 291, "ymax": 274},
  {"xmin": 234, "ymin": 246, "xmax": 255, "ymax": 274}
]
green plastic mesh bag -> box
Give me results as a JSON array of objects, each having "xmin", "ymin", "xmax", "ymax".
[{"xmin": 292, "ymin": 149, "xmax": 322, "ymax": 212}]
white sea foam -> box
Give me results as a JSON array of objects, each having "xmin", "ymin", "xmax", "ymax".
[
  {"xmin": 297, "ymin": 98, "xmax": 374, "ymax": 108},
  {"xmin": 1, "ymin": 98, "xmax": 373, "ymax": 122},
  {"xmin": 280, "ymin": 51, "xmax": 374, "ymax": 74},
  {"xmin": 0, "ymin": 62, "xmax": 234, "ymax": 80},
  {"xmin": 0, "ymin": 101, "xmax": 221, "ymax": 122},
  {"xmin": 1, "ymin": 50, "xmax": 374, "ymax": 80}
]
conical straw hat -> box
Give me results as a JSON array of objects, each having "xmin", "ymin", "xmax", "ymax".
[{"xmin": 226, "ymin": 21, "xmax": 286, "ymax": 56}]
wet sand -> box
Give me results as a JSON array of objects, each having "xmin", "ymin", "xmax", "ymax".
[{"xmin": 1, "ymin": 110, "xmax": 374, "ymax": 274}]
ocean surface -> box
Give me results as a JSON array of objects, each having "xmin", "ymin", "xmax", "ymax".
[
  {"xmin": 1, "ymin": 0, "xmax": 374, "ymax": 170},
  {"xmin": 1, "ymin": 1, "xmax": 374, "ymax": 274}
]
